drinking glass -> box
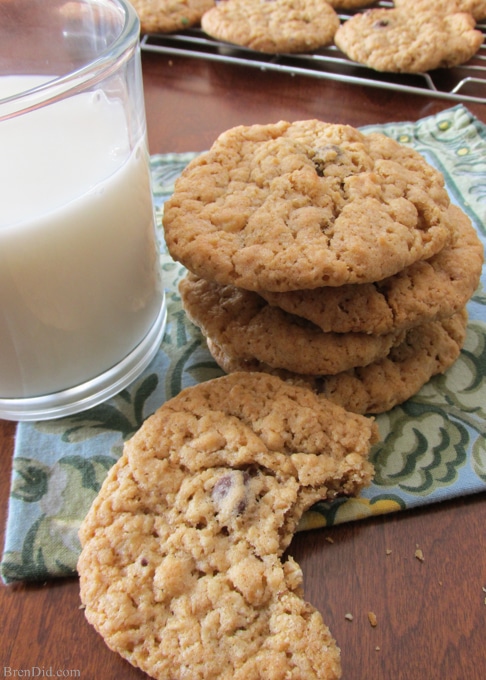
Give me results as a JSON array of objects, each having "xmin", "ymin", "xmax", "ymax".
[{"xmin": 0, "ymin": 0, "xmax": 166, "ymax": 420}]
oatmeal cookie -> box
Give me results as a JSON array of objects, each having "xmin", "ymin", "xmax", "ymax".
[
  {"xmin": 394, "ymin": 0, "xmax": 486, "ymax": 22},
  {"xmin": 201, "ymin": 0, "xmax": 340, "ymax": 54},
  {"xmin": 334, "ymin": 9, "xmax": 483, "ymax": 72},
  {"xmin": 179, "ymin": 273, "xmax": 403, "ymax": 375},
  {"xmin": 260, "ymin": 205, "xmax": 483, "ymax": 335},
  {"xmin": 79, "ymin": 372, "xmax": 379, "ymax": 680},
  {"xmin": 163, "ymin": 120, "xmax": 453, "ymax": 291},
  {"xmin": 206, "ymin": 310, "xmax": 469, "ymax": 414},
  {"xmin": 131, "ymin": 0, "xmax": 215, "ymax": 34}
]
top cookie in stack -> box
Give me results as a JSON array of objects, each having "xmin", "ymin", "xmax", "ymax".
[{"xmin": 163, "ymin": 120, "xmax": 483, "ymax": 415}]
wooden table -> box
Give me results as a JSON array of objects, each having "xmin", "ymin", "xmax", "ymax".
[{"xmin": 1, "ymin": 51, "xmax": 485, "ymax": 679}]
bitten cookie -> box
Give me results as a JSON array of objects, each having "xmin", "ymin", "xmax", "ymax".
[
  {"xmin": 201, "ymin": 0, "xmax": 340, "ymax": 54},
  {"xmin": 78, "ymin": 373, "xmax": 379, "ymax": 680},
  {"xmin": 163, "ymin": 120, "xmax": 453, "ymax": 291},
  {"xmin": 206, "ymin": 311, "xmax": 469, "ymax": 414},
  {"xmin": 131, "ymin": 0, "xmax": 215, "ymax": 34},
  {"xmin": 394, "ymin": 0, "xmax": 486, "ymax": 21},
  {"xmin": 179, "ymin": 273, "xmax": 403, "ymax": 375},
  {"xmin": 334, "ymin": 9, "xmax": 483, "ymax": 72},
  {"xmin": 260, "ymin": 205, "xmax": 484, "ymax": 335}
]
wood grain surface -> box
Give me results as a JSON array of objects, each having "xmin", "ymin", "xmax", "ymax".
[{"xmin": 1, "ymin": 51, "xmax": 485, "ymax": 680}]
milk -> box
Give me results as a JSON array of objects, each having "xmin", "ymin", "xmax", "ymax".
[{"xmin": 0, "ymin": 76, "xmax": 163, "ymax": 399}]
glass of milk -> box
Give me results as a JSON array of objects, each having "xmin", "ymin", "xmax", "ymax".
[{"xmin": 0, "ymin": 0, "xmax": 167, "ymax": 420}]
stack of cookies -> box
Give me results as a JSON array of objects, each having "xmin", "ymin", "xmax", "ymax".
[{"xmin": 163, "ymin": 120, "xmax": 484, "ymax": 415}]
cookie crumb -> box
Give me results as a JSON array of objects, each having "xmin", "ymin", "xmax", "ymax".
[
  {"xmin": 375, "ymin": 646, "xmax": 381, "ymax": 651},
  {"xmin": 345, "ymin": 613, "xmax": 354, "ymax": 621},
  {"xmin": 368, "ymin": 611, "xmax": 378, "ymax": 627},
  {"xmin": 385, "ymin": 549, "xmax": 392, "ymax": 555},
  {"xmin": 415, "ymin": 545, "xmax": 425, "ymax": 562},
  {"xmin": 325, "ymin": 536, "xmax": 335, "ymax": 544}
]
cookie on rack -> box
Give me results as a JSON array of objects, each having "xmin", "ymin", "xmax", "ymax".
[
  {"xmin": 179, "ymin": 273, "xmax": 404, "ymax": 375},
  {"xmin": 201, "ymin": 0, "xmax": 340, "ymax": 54},
  {"xmin": 393, "ymin": 0, "xmax": 486, "ymax": 22},
  {"xmin": 260, "ymin": 205, "xmax": 484, "ymax": 335},
  {"xmin": 163, "ymin": 120, "xmax": 454, "ymax": 291},
  {"xmin": 131, "ymin": 0, "xmax": 215, "ymax": 34},
  {"xmin": 334, "ymin": 8, "xmax": 483, "ymax": 72},
  {"xmin": 206, "ymin": 310, "xmax": 469, "ymax": 414},
  {"xmin": 79, "ymin": 372, "xmax": 379, "ymax": 680}
]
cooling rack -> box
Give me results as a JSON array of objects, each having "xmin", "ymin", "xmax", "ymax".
[{"xmin": 141, "ymin": 2, "xmax": 486, "ymax": 105}]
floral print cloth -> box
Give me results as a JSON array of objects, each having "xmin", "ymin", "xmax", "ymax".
[{"xmin": 1, "ymin": 105, "xmax": 485, "ymax": 583}]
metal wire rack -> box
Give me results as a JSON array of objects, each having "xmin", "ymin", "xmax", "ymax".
[{"xmin": 141, "ymin": 2, "xmax": 486, "ymax": 105}]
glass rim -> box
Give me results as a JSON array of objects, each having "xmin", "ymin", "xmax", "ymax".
[{"xmin": 0, "ymin": 0, "xmax": 141, "ymax": 119}]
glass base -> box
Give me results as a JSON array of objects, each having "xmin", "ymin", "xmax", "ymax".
[{"xmin": 0, "ymin": 295, "xmax": 167, "ymax": 422}]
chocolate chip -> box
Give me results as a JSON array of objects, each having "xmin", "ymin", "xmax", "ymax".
[
  {"xmin": 212, "ymin": 474, "xmax": 232, "ymax": 502},
  {"xmin": 212, "ymin": 471, "xmax": 250, "ymax": 518},
  {"xmin": 312, "ymin": 145, "xmax": 343, "ymax": 176}
]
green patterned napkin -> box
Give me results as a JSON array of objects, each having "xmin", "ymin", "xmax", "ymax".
[{"xmin": 2, "ymin": 105, "xmax": 485, "ymax": 584}]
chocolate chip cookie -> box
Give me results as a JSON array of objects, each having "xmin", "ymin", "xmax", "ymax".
[
  {"xmin": 79, "ymin": 372, "xmax": 378, "ymax": 679},
  {"xmin": 334, "ymin": 8, "xmax": 483, "ymax": 72},
  {"xmin": 163, "ymin": 120, "xmax": 453, "ymax": 291},
  {"xmin": 201, "ymin": 0, "xmax": 340, "ymax": 54}
]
